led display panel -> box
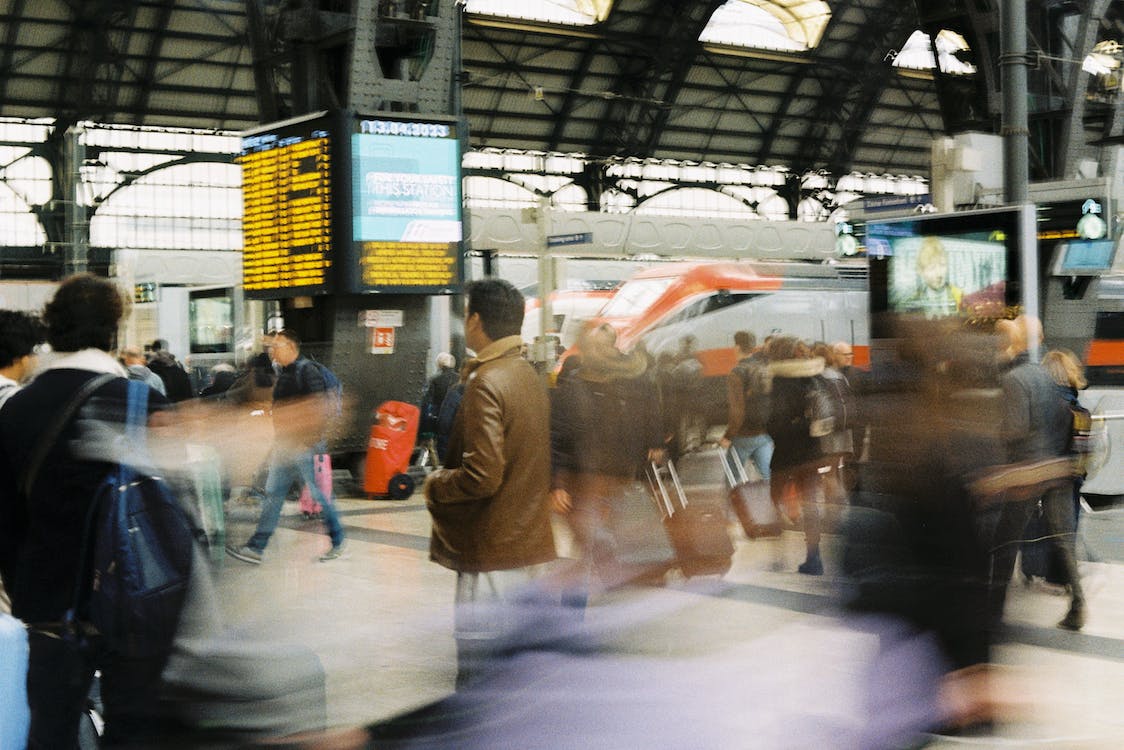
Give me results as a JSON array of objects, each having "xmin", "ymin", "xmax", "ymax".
[
  {"xmin": 239, "ymin": 112, "xmax": 338, "ymax": 298},
  {"xmin": 866, "ymin": 207, "xmax": 1029, "ymax": 336},
  {"xmin": 349, "ymin": 115, "xmax": 463, "ymax": 294}
]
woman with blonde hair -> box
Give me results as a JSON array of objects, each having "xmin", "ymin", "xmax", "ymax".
[{"xmin": 1028, "ymin": 348, "xmax": 1088, "ymax": 630}]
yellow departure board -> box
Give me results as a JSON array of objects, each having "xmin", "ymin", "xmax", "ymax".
[
  {"xmin": 240, "ymin": 117, "xmax": 335, "ymax": 297},
  {"xmin": 359, "ymin": 241, "xmax": 459, "ymax": 288}
]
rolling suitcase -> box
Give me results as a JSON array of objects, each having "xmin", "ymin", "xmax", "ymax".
[
  {"xmin": 650, "ymin": 460, "xmax": 734, "ymax": 577},
  {"xmin": 298, "ymin": 453, "xmax": 333, "ymax": 517},
  {"xmin": 0, "ymin": 613, "xmax": 30, "ymax": 750},
  {"xmin": 185, "ymin": 444, "xmax": 226, "ymax": 562},
  {"xmin": 607, "ymin": 479, "xmax": 677, "ymax": 571},
  {"xmin": 722, "ymin": 446, "xmax": 782, "ymax": 539},
  {"xmin": 672, "ymin": 444, "xmax": 730, "ymax": 509}
]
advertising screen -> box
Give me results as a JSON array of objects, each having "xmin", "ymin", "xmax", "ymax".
[
  {"xmin": 350, "ymin": 115, "xmax": 463, "ymax": 294},
  {"xmin": 239, "ymin": 112, "xmax": 339, "ymax": 298},
  {"xmin": 866, "ymin": 207, "xmax": 1028, "ymax": 334}
]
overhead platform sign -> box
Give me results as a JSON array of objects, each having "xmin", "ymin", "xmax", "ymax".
[{"xmin": 547, "ymin": 232, "xmax": 593, "ymax": 248}]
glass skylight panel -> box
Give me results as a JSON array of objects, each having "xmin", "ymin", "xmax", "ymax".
[
  {"xmin": 464, "ymin": 0, "xmax": 612, "ymax": 26},
  {"xmin": 893, "ymin": 29, "xmax": 976, "ymax": 75},
  {"xmin": 700, "ymin": 1, "xmax": 831, "ymax": 53}
]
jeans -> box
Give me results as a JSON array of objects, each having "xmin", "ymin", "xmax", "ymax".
[
  {"xmin": 248, "ymin": 447, "xmax": 344, "ymax": 552},
  {"xmin": 728, "ymin": 433, "xmax": 773, "ymax": 480}
]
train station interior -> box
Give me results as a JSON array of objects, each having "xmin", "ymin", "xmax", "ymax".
[{"xmin": 2, "ymin": 1, "xmax": 1124, "ymax": 747}]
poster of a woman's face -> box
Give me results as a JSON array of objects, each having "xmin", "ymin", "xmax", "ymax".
[{"xmin": 887, "ymin": 233, "xmax": 1007, "ymax": 319}]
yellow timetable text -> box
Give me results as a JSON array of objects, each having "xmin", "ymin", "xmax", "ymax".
[{"xmin": 360, "ymin": 242, "xmax": 457, "ymax": 287}]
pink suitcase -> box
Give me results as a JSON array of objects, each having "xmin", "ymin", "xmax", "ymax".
[{"xmin": 298, "ymin": 453, "xmax": 333, "ymax": 517}]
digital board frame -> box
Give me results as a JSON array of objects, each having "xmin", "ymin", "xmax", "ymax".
[
  {"xmin": 343, "ymin": 112, "xmax": 464, "ymax": 295},
  {"xmin": 238, "ymin": 110, "xmax": 465, "ymax": 300},
  {"xmin": 865, "ymin": 206, "xmax": 1033, "ymax": 338},
  {"xmin": 239, "ymin": 111, "xmax": 344, "ymax": 299}
]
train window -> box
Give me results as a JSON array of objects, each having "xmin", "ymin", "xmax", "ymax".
[
  {"xmin": 1094, "ymin": 311, "xmax": 1124, "ymax": 339},
  {"xmin": 653, "ymin": 292, "xmax": 761, "ymax": 329},
  {"xmin": 600, "ymin": 277, "xmax": 676, "ymax": 318}
]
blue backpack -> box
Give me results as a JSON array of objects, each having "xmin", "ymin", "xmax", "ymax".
[
  {"xmin": 22, "ymin": 377, "xmax": 194, "ymax": 658},
  {"xmin": 299, "ymin": 358, "xmax": 343, "ymax": 421}
]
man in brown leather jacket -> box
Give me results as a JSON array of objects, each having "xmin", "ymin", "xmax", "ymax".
[{"xmin": 424, "ymin": 278, "xmax": 556, "ymax": 688}]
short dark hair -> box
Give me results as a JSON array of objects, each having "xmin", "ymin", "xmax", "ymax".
[
  {"xmin": 44, "ymin": 274, "xmax": 126, "ymax": 352},
  {"xmin": 466, "ymin": 279, "xmax": 524, "ymax": 341},
  {"xmin": 274, "ymin": 328, "xmax": 301, "ymax": 348},
  {"xmin": 0, "ymin": 310, "xmax": 46, "ymax": 369},
  {"xmin": 733, "ymin": 330, "xmax": 755, "ymax": 352}
]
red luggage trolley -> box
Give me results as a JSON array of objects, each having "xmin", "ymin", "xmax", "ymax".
[{"xmin": 364, "ymin": 401, "xmax": 420, "ymax": 499}]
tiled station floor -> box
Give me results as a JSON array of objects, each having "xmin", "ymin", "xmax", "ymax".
[{"xmin": 212, "ymin": 483, "xmax": 1124, "ymax": 748}]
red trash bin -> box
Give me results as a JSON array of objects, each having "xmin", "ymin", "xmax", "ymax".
[{"xmin": 364, "ymin": 401, "xmax": 420, "ymax": 499}]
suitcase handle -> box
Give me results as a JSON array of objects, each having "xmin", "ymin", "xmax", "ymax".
[
  {"xmin": 646, "ymin": 459, "xmax": 688, "ymax": 518},
  {"xmin": 720, "ymin": 445, "xmax": 752, "ymax": 486}
]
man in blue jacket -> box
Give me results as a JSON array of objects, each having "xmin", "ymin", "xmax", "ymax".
[{"xmin": 227, "ymin": 328, "xmax": 344, "ymax": 564}]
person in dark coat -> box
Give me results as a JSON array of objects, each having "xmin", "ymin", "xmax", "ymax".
[
  {"xmin": 199, "ymin": 363, "xmax": 237, "ymax": 398},
  {"xmin": 986, "ymin": 316, "xmax": 1074, "ymax": 629},
  {"xmin": 1036, "ymin": 348, "xmax": 1089, "ymax": 630},
  {"xmin": 147, "ymin": 339, "xmax": 194, "ymax": 402},
  {"xmin": 765, "ymin": 336, "xmax": 832, "ymax": 575},
  {"xmin": 434, "ymin": 382, "xmax": 464, "ymax": 466},
  {"xmin": 843, "ymin": 319, "xmax": 1001, "ymax": 731},
  {"xmin": 420, "ymin": 352, "xmax": 459, "ymax": 437},
  {"xmin": 550, "ymin": 322, "xmax": 665, "ymax": 585},
  {"xmin": 0, "ymin": 274, "xmax": 172, "ymax": 747}
]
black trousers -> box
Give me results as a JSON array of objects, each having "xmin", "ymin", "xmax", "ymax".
[{"xmin": 27, "ymin": 631, "xmax": 167, "ymax": 748}]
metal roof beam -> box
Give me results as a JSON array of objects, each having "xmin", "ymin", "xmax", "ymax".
[
  {"xmin": 758, "ymin": 0, "xmax": 855, "ymax": 163},
  {"xmin": 130, "ymin": 0, "xmax": 177, "ymax": 117},
  {"xmin": 0, "ymin": 0, "xmax": 28, "ymax": 106}
]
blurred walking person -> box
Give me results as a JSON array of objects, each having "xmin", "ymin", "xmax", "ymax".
[
  {"xmin": 986, "ymin": 317, "xmax": 1073, "ymax": 627},
  {"xmin": 720, "ymin": 331, "xmax": 772, "ymax": 481},
  {"xmin": 1037, "ymin": 348, "xmax": 1090, "ymax": 630},
  {"xmin": 550, "ymin": 322, "xmax": 664, "ymax": 586},
  {"xmin": 766, "ymin": 336, "xmax": 833, "ymax": 575},
  {"xmin": 226, "ymin": 328, "xmax": 344, "ymax": 564},
  {"xmin": 0, "ymin": 275, "xmax": 173, "ymax": 747}
]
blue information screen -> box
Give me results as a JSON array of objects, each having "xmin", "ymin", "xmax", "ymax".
[{"xmin": 350, "ymin": 116, "xmax": 463, "ymax": 293}]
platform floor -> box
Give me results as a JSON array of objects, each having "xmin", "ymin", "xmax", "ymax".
[{"xmin": 213, "ymin": 487, "xmax": 1124, "ymax": 748}]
